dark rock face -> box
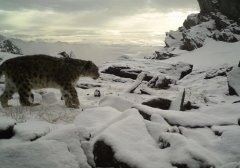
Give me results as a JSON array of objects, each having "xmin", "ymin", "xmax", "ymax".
[
  {"xmin": 197, "ymin": 0, "xmax": 219, "ymax": 14},
  {"xmin": 151, "ymin": 0, "xmax": 240, "ymax": 59},
  {"xmin": 0, "ymin": 125, "xmax": 15, "ymax": 139},
  {"xmin": 198, "ymin": 0, "xmax": 240, "ymax": 19},
  {"xmin": 102, "ymin": 66, "xmax": 152, "ymax": 81},
  {"xmin": 142, "ymin": 98, "xmax": 172, "ymax": 110},
  {"xmin": 93, "ymin": 140, "xmax": 132, "ymax": 168}
]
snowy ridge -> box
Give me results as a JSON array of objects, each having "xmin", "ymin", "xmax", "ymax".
[{"xmin": 0, "ymin": 38, "xmax": 240, "ymax": 168}]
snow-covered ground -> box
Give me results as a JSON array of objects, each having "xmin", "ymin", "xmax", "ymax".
[{"xmin": 0, "ymin": 39, "xmax": 240, "ymax": 168}]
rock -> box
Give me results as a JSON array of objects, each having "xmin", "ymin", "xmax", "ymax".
[
  {"xmin": 94, "ymin": 89, "xmax": 101, "ymax": 97},
  {"xmin": 0, "ymin": 140, "xmax": 79, "ymax": 168},
  {"xmin": 183, "ymin": 101, "xmax": 199, "ymax": 111},
  {"xmin": 228, "ymin": 67, "xmax": 240, "ymax": 96},
  {"xmin": 198, "ymin": 0, "xmax": 240, "ymax": 19},
  {"xmin": 14, "ymin": 121, "xmax": 52, "ymax": 141},
  {"xmin": 197, "ymin": 0, "xmax": 219, "ymax": 14},
  {"xmin": 0, "ymin": 117, "xmax": 16, "ymax": 139},
  {"xmin": 151, "ymin": 51, "xmax": 177, "ymax": 60},
  {"xmin": 93, "ymin": 140, "xmax": 131, "ymax": 168},
  {"xmin": 101, "ymin": 66, "xmax": 143, "ymax": 80},
  {"xmin": 77, "ymin": 83, "xmax": 101, "ymax": 89},
  {"xmin": 150, "ymin": 0, "xmax": 240, "ymax": 60},
  {"xmin": 180, "ymin": 34, "xmax": 204, "ymax": 51},
  {"xmin": 142, "ymin": 98, "xmax": 172, "ymax": 110},
  {"xmin": 183, "ymin": 14, "xmax": 200, "ymax": 29},
  {"xmin": 102, "ymin": 61, "xmax": 192, "ymax": 81},
  {"xmin": 147, "ymin": 75, "xmax": 171, "ymax": 89},
  {"xmin": 126, "ymin": 72, "xmax": 147, "ymax": 93},
  {"xmin": 169, "ymin": 89, "xmax": 185, "ymax": 111},
  {"xmin": 177, "ymin": 62, "xmax": 193, "ymax": 80},
  {"xmin": 204, "ymin": 65, "xmax": 233, "ymax": 79},
  {"xmin": 218, "ymin": 0, "xmax": 240, "ymax": 19},
  {"xmin": 0, "ymin": 39, "xmax": 22, "ymax": 55}
]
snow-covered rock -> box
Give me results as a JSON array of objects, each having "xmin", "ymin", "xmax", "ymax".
[
  {"xmin": 147, "ymin": 75, "xmax": 171, "ymax": 89},
  {"xmin": 0, "ymin": 117, "xmax": 16, "ymax": 139},
  {"xmin": 228, "ymin": 66, "xmax": 240, "ymax": 96},
  {"xmin": 0, "ymin": 140, "xmax": 79, "ymax": 168},
  {"xmin": 101, "ymin": 59, "xmax": 193, "ymax": 81},
  {"xmin": 151, "ymin": 0, "xmax": 240, "ymax": 60},
  {"xmin": 0, "ymin": 39, "xmax": 22, "ymax": 55},
  {"xmin": 14, "ymin": 121, "xmax": 52, "ymax": 141},
  {"xmin": 99, "ymin": 95, "xmax": 133, "ymax": 112},
  {"xmin": 41, "ymin": 125, "xmax": 91, "ymax": 168},
  {"xmin": 74, "ymin": 106, "xmax": 122, "ymax": 135}
]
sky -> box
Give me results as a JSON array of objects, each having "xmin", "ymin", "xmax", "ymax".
[{"xmin": 0, "ymin": 0, "xmax": 199, "ymax": 46}]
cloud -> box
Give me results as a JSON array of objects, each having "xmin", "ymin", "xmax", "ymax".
[
  {"xmin": 0, "ymin": 0, "xmax": 199, "ymax": 44},
  {"xmin": 0, "ymin": 0, "xmax": 198, "ymax": 13}
]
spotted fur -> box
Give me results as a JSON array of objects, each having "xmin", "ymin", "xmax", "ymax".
[{"xmin": 0, "ymin": 55, "xmax": 99, "ymax": 108}]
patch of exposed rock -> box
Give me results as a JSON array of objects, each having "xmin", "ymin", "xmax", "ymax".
[{"xmin": 101, "ymin": 59, "xmax": 193, "ymax": 84}]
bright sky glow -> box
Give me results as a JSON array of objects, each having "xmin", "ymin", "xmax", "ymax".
[{"xmin": 0, "ymin": 0, "xmax": 199, "ymax": 45}]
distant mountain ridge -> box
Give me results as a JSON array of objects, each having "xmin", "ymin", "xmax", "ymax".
[{"xmin": 150, "ymin": 0, "xmax": 240, "ymax": 60}]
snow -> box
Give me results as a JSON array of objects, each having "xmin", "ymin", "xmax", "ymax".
[
  {"xmin": 0, "ymin": 140, "xmax": 79, "ymax": 168},
  {"xmin": 41, "ymin": 125, "xmax": 92, "ymax": 168},
  {"xmin": 99, "ymin": 95, "xmax": 133, "ymax": 112},
  {"xmin": 14, "ymin": 121, "xmax": 52, "ymax": 141},
  {"xmin": 74, "ymin": 106, "xmax": 122, "ymax": 134},
  {"xmin": 0, "ymin": 116, "xmax": 16, "ymax": 130},
  {"xmin": 134, "ymin": 104, "xmax": 239, "ymax": 127},
  {"xmin": 0, "ymin": 36, "xmax": 240, "ymax": 168},
  {"xmin": 163, "ymin": 39, "xmax": 240, "ymax": 68}
]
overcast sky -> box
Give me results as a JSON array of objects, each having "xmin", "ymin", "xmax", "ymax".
[{"xmin": 0, "ymin": 0, "xmax": 199, "ymax": 45}]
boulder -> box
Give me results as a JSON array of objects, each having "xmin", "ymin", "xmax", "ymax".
[
  {"xmin": 142, "ymin": 98, "xmax": 172, "ymax": 111},
  {"xmin": 0, "ymin": 140, "xmax": 79, "ymax": 168},
  {"xmin": 228, "ymin": 67, "xmax": 240, "ymax": 96},
  {"xmin": 147, "ymin": 75, "xmax": 171, "ymax": 89},
  {"xmin": 93, "ymin": 140, "xmax": 132, "ymax": 168},
  {"xmin": 0, "ymin": 117, "xmax": 16, "ymax": 139},
  {"xmin": 101, "ymin": 66, "xmax": 144, "ymax": 80},
  {"xmin": 183, "ymin": 14, "xmax": 200, "ymax": 29},
  {"xmin": 204, "ymin": 65, "xmax": 233, "ymax": 79}
]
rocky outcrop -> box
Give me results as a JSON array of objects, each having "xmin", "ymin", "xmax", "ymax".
[
  {"xmin": 101, "ymin": 61, "xmax": 193, "ymax": 83},
  {"xmin": 151, "ymin": 0, "xmax": 240, "ymax": 60},
  {"xmin": 228, "ymin": 64, "xmax": 240, "ymax": 96},
  {"xmin": 0, "ymin": 39, "xmax": 22, "ymax": 55},
  {"xmin": 204, "ymin": 65, "xmax": 233, "ymax": 79},
  {"xmin": 147, "ymin": 75, "xmax": 171, "ymax": 89},
  {"xmin": 0, "ymin": 117, "xmax": 16, "ymax": 139},
  {"xmin": 198, "ymin": 0, "xmax": 240, "ymax": 19}
]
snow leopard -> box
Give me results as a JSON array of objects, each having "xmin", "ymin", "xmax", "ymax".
[{"xmin": 0, "ymin": 55, "xmax": 99, "ymax": 108}]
